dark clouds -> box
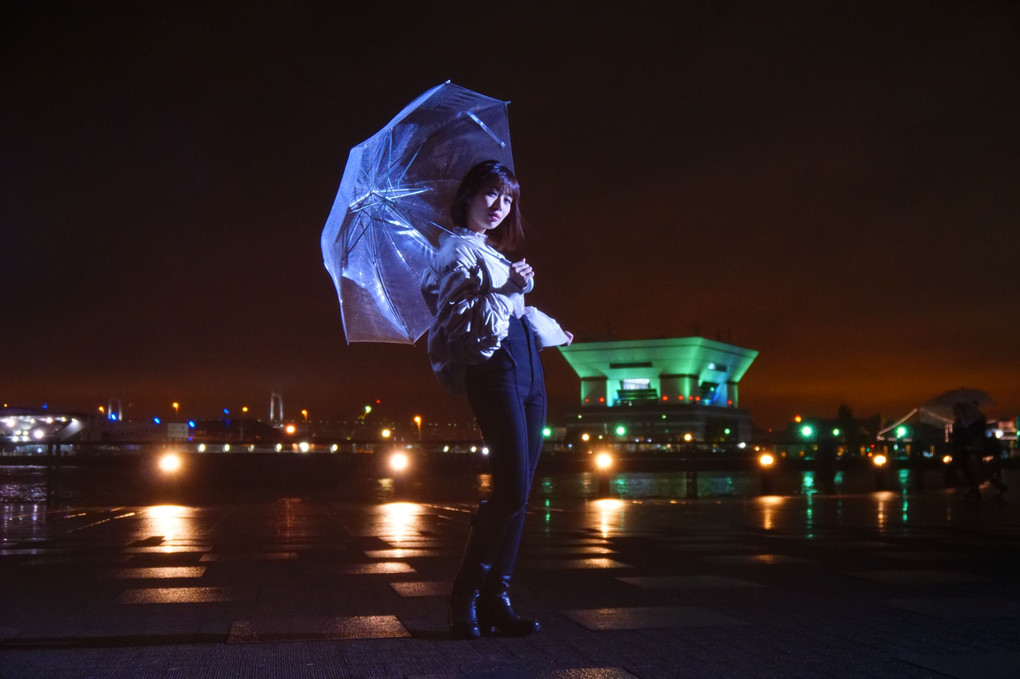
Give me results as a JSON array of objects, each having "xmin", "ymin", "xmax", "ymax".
[{"xmin": 2, "ymin": 1, "xmax": 1018, "ymax": 427}]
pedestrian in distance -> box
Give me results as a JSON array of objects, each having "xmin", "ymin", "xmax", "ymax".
[
  {"xmin": 950, "ymin": 401, "xmax": 1007, "ymax": 498},
  {"xmin": 420, "ymin": 160, "xmax": 572, "ymax": 639}
]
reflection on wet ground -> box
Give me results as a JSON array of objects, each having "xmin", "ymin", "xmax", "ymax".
[
  {"xmin": 0, "ymin": 464, "xmax": 952, "ymax": 506},
  {"xmin": 2, "ymin": 470, "xmax": 1020, "ymax": 677}
]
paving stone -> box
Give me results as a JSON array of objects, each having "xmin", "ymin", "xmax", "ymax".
[
  {"xmin": 115, "ymin": 586, "xmax": 256, "ymax": 604},
  {"xmin": 390, "ymin": 581, "xmax": 452, "ymax": 597},
  {"xmin": 108, "ymin": 566, "xmax": 206, "ymax": 579},
  {"xmin": 524, "ymin": 558, "xmax": 632, "ymax": 570},
  {"xmin": 561, "ymin": 606, "xmax": 748, "ymax": 630},
  {"xmin": 200, "ymin": 551, "xmax": 298, "ymax": 561},
  {"xmin": 850, "ymin": 570, "xmax": 989, "ymax": 584},
  {"xmin": 228, "ymin": 614, "xmax": 410, "ymax": 642},
  {"xmin": 884, "ymin": 597, "xmax": 1020, "ymax": 618},
  {"xmin": 616, "ymin": 575, "xmax": 761, "ymax": 589},
  {"xmin": 897, "ymin": 650, "xmax": 1020, "ymax": 679},
  {"xmin": 701, "ymin": 554, "xmax": 812, "ymax": 565}
]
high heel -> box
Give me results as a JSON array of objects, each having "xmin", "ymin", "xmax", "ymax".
[
  {"xmin": 477, "ymin": 576, "xmax": 540, "ymax": 636},
  {"xmin": 448, "ymin": 587, "xmax": 481, "ymax": 639}
]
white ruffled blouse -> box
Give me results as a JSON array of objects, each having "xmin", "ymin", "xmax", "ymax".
[{"xmin": 420, "ymin": 227, "xmax": 568, "ymax": 392}]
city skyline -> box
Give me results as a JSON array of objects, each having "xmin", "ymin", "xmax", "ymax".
[{"xmin": 3, "ymin": 2, "xmax": 1018, "ymax": 429}]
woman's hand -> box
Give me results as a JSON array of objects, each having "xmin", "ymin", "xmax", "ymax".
[{"xmin": 509, "ymin": 258, "xmax": 534, "ymax": 289}]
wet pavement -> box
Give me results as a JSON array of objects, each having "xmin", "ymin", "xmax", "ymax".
[{"xmin": 2, "ymin": 485, "xmax": 1020, "ymax": 678}]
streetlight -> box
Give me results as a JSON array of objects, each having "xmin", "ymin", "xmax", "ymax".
[
  {"xmin": 172, "ymin": 402, "xmax": 179, "ymax": 420},
  {"xmin": 594, "ymin": 450, "xmax": 613, "ymax": 497},
  {"xmin": 413, "ymin": 415, "xmax": 422, "ymax": 441},
  {"xmin": 757, "ymin": 451, "xmax": 777, "ymax": 494},
  {"xmin": 158, "ymin": 452, "xmax": 182, "ymax": 474}
]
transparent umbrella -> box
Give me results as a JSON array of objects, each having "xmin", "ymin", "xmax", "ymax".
[
  {"xmin": 919, "ymin": 388, "xmax": 996, "ymax": 422},
  {"xmin": 924, "ymin": 388, "xmax": 996, "ymax": 409},
  {"xmin": 321, "ymin": 81, "xmax": 514, "ymax": 344}
]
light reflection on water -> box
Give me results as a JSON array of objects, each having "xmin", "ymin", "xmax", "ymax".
[
  {"xmin": 533, "ymin": 472, "xmax": 760, "ymax": 500},
  {"xmin": 757, "ymin": 495, "xmax": 785, "ymax": 531},
  {"xmin": 0, "ymin": 466, "xmax": 50, "ymax": 503},
  {"xmin": 129, "ymin": 505, "xmax": 201, "ymax": 549},
  {"xmin": 375, "ymin": 501, "xmax": 426, "ymax": 545},
  {"xmin": 1, "ymin": 502, "xmax": 48, "ymax": 545},
  {"xmin": 0, "ymin": 465, "xmax": 926, "ymax": 507},
  {"xmin": 588, "ymin": 498, "xmax": 627, "ymax": 538}
]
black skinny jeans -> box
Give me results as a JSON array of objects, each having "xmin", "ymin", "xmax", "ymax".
[{"xmin": 463, "ymin": 316, "xmax": 546, "ymax": 580}]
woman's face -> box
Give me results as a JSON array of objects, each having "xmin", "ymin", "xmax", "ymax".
[{"xmin": 466, "ymin": 184, "xmax": 513, "ymax": 234}]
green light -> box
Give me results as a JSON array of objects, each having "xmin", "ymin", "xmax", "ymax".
[
  {"xmin": 615, "ymin": 425, "xmax": 627, "ymax": 436},
  {"xmin": 801, "ymin": 425, "xmax": 814, "ymax": 438},
  {"xmin": 724, "ymin": 428, "xmax": 731, "ymax": 436},
  {"xmin": 832, "ymin": 428, "xmax": 841, "ymax": 437},
  {"xmin": 542, "ymin": 427, "xmax": 552, "ymax": 438},
  {"xmin": 896, "ymin": 426, "xmax": 908, "ymax": 438}
]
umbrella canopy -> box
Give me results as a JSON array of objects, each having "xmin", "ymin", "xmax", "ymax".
[
  {"xmin": 919, "ymin": 387, "xmax": 996, "ymax": 423},
  {"xmin": 924, "ymin": 388, "xmax": 996, "ymax": 409},
  {"xmin": 321, "ymin": 81, "xmax": 514, "ymax": 344}
]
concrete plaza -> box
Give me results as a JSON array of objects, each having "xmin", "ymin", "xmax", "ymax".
[{"xmin": 2, "ymin": 485, "xmax": 1020, "ymax": 678}]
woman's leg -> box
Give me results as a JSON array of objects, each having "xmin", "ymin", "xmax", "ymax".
[
  {"xmin": 449, "ymin": 346, "xmax": 532, "ymax": 638},
  {"xmin": 452, "ymin": 321, "xmax": 545, "ymax": 636},
  {"xmin": 474, "ymin": 322, "xmax": 545, "ymax": 636},
  {"xmin": 487, "ymin": 380, "xmax": 545, "ymax": 580},
  {"xmin": 462, "ymin": 368, "xmax": 533, "ymax": 577}
]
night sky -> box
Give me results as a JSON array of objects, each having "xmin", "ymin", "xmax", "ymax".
[{"xmin": 3, "ymin": 1, "xmax": 1018, "ymax": 430}]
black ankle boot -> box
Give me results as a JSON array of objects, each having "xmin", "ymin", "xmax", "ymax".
[
  {"xmin": 477, "ymin": 576, "xmax": 540, "ymax": 636},
  {"xmin": 448, "ymin": 586, "xmax": 481, "ymax": 639}
]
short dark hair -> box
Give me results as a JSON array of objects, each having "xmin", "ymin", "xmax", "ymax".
[{"xmin": 450, "ymin": 160, "xmax": 524, "ymax": 251}]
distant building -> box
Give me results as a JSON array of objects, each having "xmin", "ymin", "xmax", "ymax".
[
  {"xmin": 558, "ymin": 337, "xmax": 758, "ymax": 444},
  {"xmin": 0, "ymin": 407, "xmax": 87, "ymax": 453}
]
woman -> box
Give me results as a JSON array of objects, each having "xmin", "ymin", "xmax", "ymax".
[{"xmin": 421, "ymin": 160, "xmax": 571, "ymax": 638}]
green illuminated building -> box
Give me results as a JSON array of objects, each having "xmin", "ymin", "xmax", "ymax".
[{"xmin": 558, "ymin": 337, "xmax": 759, "ymax": 443}]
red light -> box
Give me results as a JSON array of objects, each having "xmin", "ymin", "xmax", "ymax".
[
  {"xmin": 599, "ymin": 397, "xmax": 605, "ymax": 403},
  {"xmin": 662, "ymin": 396, "xmax": 668, "ymax": 401},
  {"xmin": 584, "ymin": 398, "xmax": 590, "ymax": 402},
  {"xmin": 678, "ymin": 395, "xmax": 685, "ymax": 400},
  {"xmin": 727, "ymin": 400, "xmax": 733, "ymax": 405}
]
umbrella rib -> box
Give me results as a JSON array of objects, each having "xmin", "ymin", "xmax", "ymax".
[
  {"xmin": 342, "ymin": 220, "xmax": 371, "ymax": 260},
  {"xmin": 370, "ymin": 213, "xmax": 416, "ymax": 340},
  {"xmin": 392, "ymin": 145, "xmax": 421, "ymax": 184},
  {"xmin": 350, "ymin": 187, "xmax": 430, "ymax": 215},
  {"xmin": 466, "ymin": 112, "xmax": 507, "ymax": 148}
]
